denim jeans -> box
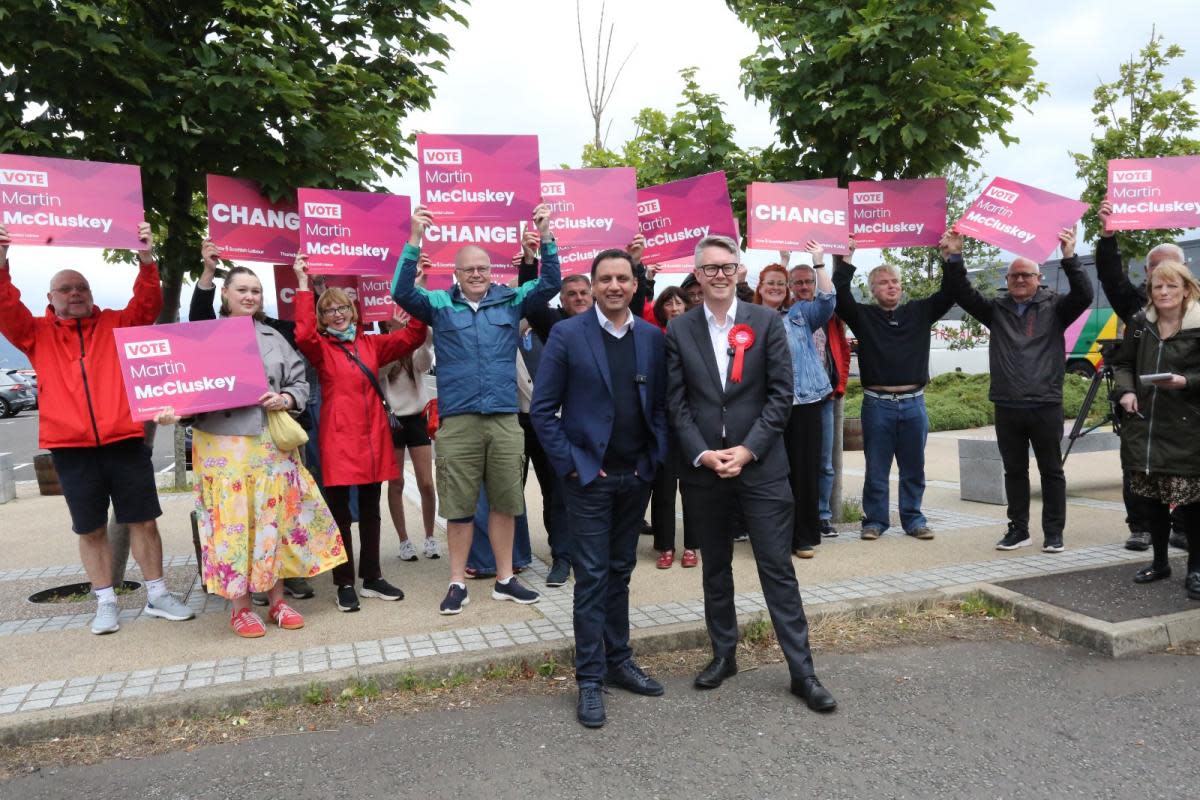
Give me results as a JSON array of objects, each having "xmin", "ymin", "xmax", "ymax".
[
  {"xmin": 466, "ymin": 486, "xmax": 533, "ymax": 574},
  {"xmin": 817, "ymin": 396, "xmax": 835, "ymax": 522},
  {"xmin": 562, "ymin": 471, "xmax": 652, "ymax": 687},
  {"xmin": 861, "ymin": 393, "xmax": 928, "ymax": 533}
]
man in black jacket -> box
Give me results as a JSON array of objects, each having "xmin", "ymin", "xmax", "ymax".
[
  {"xmin": 833, "ymin": 250, "xmax": 956, "ymax": 541},
  {"xmin": 1095, "ymin": 200, "xmax": 1189, "ymax": 552},
  {"xmin": 943, "ymin": 229, "xmax": 1091, "ymax": 553}
]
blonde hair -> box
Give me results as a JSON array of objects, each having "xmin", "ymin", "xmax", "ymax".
[
  {"xmin": 316, "ymin": 287, "xmax": 359, "ymax": 334},
  {"xmin": 1147, "ymin": 260, "xmax": 1200, "ymax": 315},
  {"xmin": 867, "ymin": 264, "xmax": 901, "ymax": 288}
]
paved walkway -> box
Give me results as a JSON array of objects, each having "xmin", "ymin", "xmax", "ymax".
[{"xmin": 0, "ymin": 429, "xmax": 1165, "ymax": 724}]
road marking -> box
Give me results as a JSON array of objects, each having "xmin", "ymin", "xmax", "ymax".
[
  {"xmin": 13, "ymin": 463, "xmax": 31, "ymax": 471},
  {"xmin": 157, "ymin": 462, "xmax": 176, "ymax": 474}
]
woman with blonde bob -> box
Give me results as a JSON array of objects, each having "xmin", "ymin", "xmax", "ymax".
[
  {"xmin": 293, "ymin": 256, "xmax": 427, "ymax": 613},
  {"xmin": 158, "ymin": 258, "xmax": 345, "ymax": 639},
  {"xmin": 1112, "ymin": 260, "xmax": 1200, "ymax": 600}
]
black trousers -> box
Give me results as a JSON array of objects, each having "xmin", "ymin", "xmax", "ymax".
[
  {"xmin": 994, "ymin": 404, "xmax": 1066, "ymax": 537},
  {"xmin": 682, "ymin": 476, "xmax": 816, "ymax": 680},
  {"xmin": 652, "ymin": 440, "xmax": 697, "ymax": 552},
  {"xmin": 326, "ymin": 483, "xmax": 382, "ymax": 585},
  {"xmin": 784, "ymin": 402, "xmax": 824, "ymax": 549},
  {"xmin": 1139, "ymin": 494, "xmax": 1200, "ymax": 573}
]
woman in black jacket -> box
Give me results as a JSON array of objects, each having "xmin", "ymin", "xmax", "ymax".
[{"xmin": 1112, "ymin": 260, "xmax": 1200, "ymax": 599}]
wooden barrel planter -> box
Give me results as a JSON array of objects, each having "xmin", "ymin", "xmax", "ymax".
[
  {"xmin": 843, "ymin": 417, "xmax": 864, "ymax": 451},
  {"xmin": 33, "ymin": 452, "xmax": 62, "ymax": 496}
]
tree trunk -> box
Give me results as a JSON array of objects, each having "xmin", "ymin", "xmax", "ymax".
[
  {"xmin": 831, "ymin": 396, "xmax": 846, "ymax": 523},
  {"xmin": 174, "ymin": 423, "xmax": 188, "ymax": 490},
  {"xmin": 109, "ymin": 421, "xmax": 158, "ymax": 586}
]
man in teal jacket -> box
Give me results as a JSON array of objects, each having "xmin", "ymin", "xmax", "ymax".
[{"xmin": 392, "ymin": 203, "xmax": 560, "ymax": 614}]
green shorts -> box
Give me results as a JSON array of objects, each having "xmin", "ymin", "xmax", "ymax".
[{"xmin": 435, "ymin": 413, "xmax": 525, "ymax": 519}]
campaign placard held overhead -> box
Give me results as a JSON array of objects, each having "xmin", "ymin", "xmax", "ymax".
[
  {"xmin": 540, "ymin": 167, "xmax": 638, "ymax": 275},
  {"xmin": 207, "ymin": 175, "xmax": 299, "ymax": 263},
  {"xmin": 1105, "ymin": 156, "xmax": 1200, "ymax": 232},
  {"xmin": 0, "ymin": 154, "xmax": 144, "ymax": 250},
  {"xmin": 271, "ymin": 265, "xmax": 357, "ymax": 322},
  {"xmin": 636, "ymin": 172, "xmax": 738, "ymax": 264},
  {"xmin": 847, "ymin": 178, "xmax": 946, "ymax": 248},
  {"xmin": 955, "ymin": 177, "xmax": 1087, "ymax": 262},
  {"xmin": 114, "ymin": 317, "xmax": 269, "ymax": 421},
  {"xmin": 297, "ymin": 188, "xmax": 410, "ymax": 276},
  {"xmin": 747, "ymin": 182, "xmax": 850, "ymax": 254},
  {"xmin": 357, "ymin": 275, "xmax": 396, "ymax": 323}
]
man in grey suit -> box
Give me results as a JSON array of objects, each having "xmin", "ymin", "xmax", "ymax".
[{"xmin": 665, "ymin": 234, "xmax": 836, "ymax": 712}]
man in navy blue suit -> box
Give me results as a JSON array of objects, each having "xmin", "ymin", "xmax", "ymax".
[{"xmin": 530, "ymin": 248, "xmax": 669, "ymax": 729}]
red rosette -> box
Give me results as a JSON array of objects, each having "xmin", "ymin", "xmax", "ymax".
[{"xmin": 728, "ymin": 324, "xmax": 755, "ymax": 383}]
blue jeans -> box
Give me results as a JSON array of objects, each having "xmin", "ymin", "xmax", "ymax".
[
  {"xmin": 818, "ymin": 396, "xmax": 835, "ymax": 522},
  {"xmin": 861, "ymin": 393, "xmax": 928, "ymax": 534},
  {"xmin": 467, "ymin": 486, "xmax": 532, "ymax": 574},
  {"xmin": 561, "ymin": 471, "xmax": 652, "ymax": 687}
]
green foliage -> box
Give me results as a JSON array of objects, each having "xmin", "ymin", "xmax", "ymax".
[
  {"xmin": 843, "ymin": 372, "xmax": 1097, "ymax": 432},
  {"xmin": 1071, "ymin": 31, "xmax": 1200, "ymax": 261},
  {"xmin": 741, "ymin": 616, "xmax": 773, "ymax": 645},
  {"xmin": 727, "ymin": 0, "xmax": 1046, "ymax": 182},
  {"xmin": 338, "ymin": 678, "xmax": 381, "ymax": 704},
  {"xmin": 839, "ymin": 497, "xmax": 863, "ymax": 524},
  {"xmin": 536, "ymin": 656, "xmax": 559, "ymax": 678},
  {"xmin": 0, "ymin": 0, "xmax": 466, "ymax": 320},
  {"xmin": 302, "ymin": 683, "xmax": 328, "ymax": 706},
  {"xmin": 959, "ymin": 592, "xmax": 1011, "ymax": 619},
  {"xmin": 394, "ymin": 672, "xmax": 425, "ymax": 692}
]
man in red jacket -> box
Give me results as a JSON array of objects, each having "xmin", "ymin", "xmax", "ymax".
[{"xmin": 0, "ymin": 223, "xmax": 194, "ymax": 635}]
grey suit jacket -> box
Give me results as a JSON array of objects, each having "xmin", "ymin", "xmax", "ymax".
[{"xmin": 665, "ymin": 301, "xmax": 794, "ymax": 487}]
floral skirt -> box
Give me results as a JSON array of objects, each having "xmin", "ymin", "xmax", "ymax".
[
  {"xmin": 1128, "ymin": 471, "xmax": 1200, "ymax": 506},
  {"xmin": 194, "ymin": 430, "xmax": 346, "ymax": 599}
]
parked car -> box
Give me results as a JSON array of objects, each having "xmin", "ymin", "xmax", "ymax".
[{"xmin": 0, "ymin": 370, "xmax": 36, "ymax": 418}]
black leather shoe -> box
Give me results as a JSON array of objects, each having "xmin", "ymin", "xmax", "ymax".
[
  {"xmin": 605, "ymin": 660, "xmax": 664, "ymax": 697},
  {"xmin": 791, "ymin": 676, "xmax": 838, "ymax": 713},
  {"xmin": 1133, "ymin": 565, "xmax": 1172, "ymax": 584},
  {"xmin": 1186, "ymin": 572, "xmax": 1200, "ymax": 601},
  {"xmin": 694, "ymin": 656, "xmax": 738, "ymax": 689},
  {"xmin": 577, "ymin": 685, "xmax": 606, "ymax": 728}
]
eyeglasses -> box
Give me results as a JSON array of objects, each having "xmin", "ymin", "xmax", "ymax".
[
  {"xmin": 791, "ymin": 279, "xmax": 816, "ymax": 287},
  {"xmin": 52, "ymin": 284, "xmax": 91, "ymax": 294},
  {"xmin": 698, "ymin": 263, "xmax": 738, "ymax": 277},
  {"xmin": 456, "ymin": 265, "xmax": 490, "ymax": 275},
  {"xmin": 1006, "ymin": 272, "xmax": 1039, "ymax": 281},
  {"xmin": 322, "ymin": 304, "xmax": 352, "ymax": 317}
]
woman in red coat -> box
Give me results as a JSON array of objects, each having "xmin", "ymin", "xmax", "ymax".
[{"xmin": 293, "ymin": 256, "xmax": 426, "ymax": 613}]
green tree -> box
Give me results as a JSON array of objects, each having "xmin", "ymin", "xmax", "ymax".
[
  {"xmin": 1071, "ymin": 31, "xmax": 1199, "ymax": 261},
  {"xmin": 727, "ymin": 0, "xmax": 1045, "ymax": 183},
  {"xmin": 0, "ymin": 0, "xmax": 465, "ymax": 322}
]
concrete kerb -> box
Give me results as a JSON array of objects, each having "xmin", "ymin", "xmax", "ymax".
[{"xmin": 0, "ymin": 589, "xmax": 959, "ymax": 747}]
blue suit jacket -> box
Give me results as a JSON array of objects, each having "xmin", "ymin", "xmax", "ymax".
[{"xmin": 530, "ymin": 309, "xmax": 668, "ymax": 487}]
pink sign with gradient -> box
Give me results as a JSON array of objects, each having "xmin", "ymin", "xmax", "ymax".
[
  {"xmin": 297, "ymin": 188, "xmax": 410, "ymax": 276},
  {"xmin": 114, "ymin": 317, "xmax": 269, "ymax": 422},
  {"xmin": 955, "ymin": 177, "xmax": 1087, "ymax": 262},
  {"xmin": 541, "ymin": 167, "xmax": 638, "ymax": 276},
  {"xmin": 0, "ymin": 154, "xmax": 144, "ymax": 249},
  {"xmin": 1105, "ymin": 156, "xmax": 1200, "ymax": 231},
  {"xmin": 747, "ymin": 182, "xmax": 850, "ymax": 254},
  {"xmin": 357, "ymin": 275, "xmax": 396, "ymax": 323},
  {"xmin": 848, "ymin": 178, "xmax": 946, "ymax": 248},
  {"xmin": 207, "ymin": 175, "xmax": 299, "ymax": 263},
  {"xmin": 272, "ymin": 265, "xmax": 357, "ymax": 322},
  {"xmin": 637, "ymin": 172, "xmax": 737, "ymax": 264}
]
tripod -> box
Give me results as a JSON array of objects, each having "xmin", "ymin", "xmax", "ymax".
[{"xmin": 1062, "ymin": 339, "xmax": 1122, "ymax": 464}]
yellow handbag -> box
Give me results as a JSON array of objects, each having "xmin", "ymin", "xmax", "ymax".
[{"xmin": 266, "ymin": 410, "xmax": 309, "ymax": 452}]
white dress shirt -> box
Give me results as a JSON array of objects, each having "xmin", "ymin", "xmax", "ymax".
[
  {"xmin": 596, "ymin": 303, "xmax": 634, "ymax": 339},
  {"xmin": 703, "ymin": 297, "xmax": 738, "ymax": 383}
]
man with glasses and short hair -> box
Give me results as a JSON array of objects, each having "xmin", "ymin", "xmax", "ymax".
[
  {"xmin": 833, "ymin": 239, "xmax": 957, "ymax": 542},
  {"xmin": 942, "ymin": 228, "xmax": 1091, "ymax": 553},
  {"xmin": 0, "ymin": 223, "xmax": 194, "ymax": 635},
  {"xmin": 392, "ymin": 204, "xmax": 560, "ymax": 614}
]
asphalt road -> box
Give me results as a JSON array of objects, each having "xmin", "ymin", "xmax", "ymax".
[
  {"xmin": 4, "ymin": 638, "xmax": 1195, "ymax": 800},
  {"xmin": 0, "ymin": 411, "xmax": 180, "ymax": 480}
]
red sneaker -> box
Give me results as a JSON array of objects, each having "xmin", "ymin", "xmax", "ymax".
[
  {"xmin": 268, "ymin": 601, "xmax": 305, "ymax": 630},
  {"xmin": 230, "ymin": 608, "xmax": 266, "ymax": 638},
  {"xmin": 681, "ymin": 549, "xmax": 699, "ymax": 568},
  {"xmin": 656, "ymin": 550, "xmax": 675, "ymax": 569}
]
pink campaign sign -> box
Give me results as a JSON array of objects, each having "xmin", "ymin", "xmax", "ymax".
[
  {"xmin": 848, "ymin": 178, "xmax": 946, "ymax": 248},
  {"xmin": 541, "ymin": 167, "xmax": 638, "ymax": 276},
  {"xmin": 0, "ymin": 154, "xmax": 144, "ymax": 250},
  {"xmin": 206, "ymin": 175, "xmax": 299, "ymax": 263},
  {"xmin": 1105, "ymin": 156, "xmax": 1200, "ymax": 231},
  {"xmin": 114, "ymin": 317, "xmax": 269, "ymax": 422},
  {"xmin": 271, "ymin": 265, "xmax": 357, "ymax": 322},
  {"xmin": 747, "ymin": 182, "xmax": 850, "ymax": 254},
  {"xmin": 297, "ymin": 188, "xmax": 411, "ymax": 276},
  {"xmin": 357, "ymin": 275, "xmax": 396, "ymax": 323},
  {"xmin": 955, "ymin": 177, "xmax": 1087, "ymax": 262},
  {"xmin": 637, "ymin": 172, "xmax": 738, "ymax": 264}
]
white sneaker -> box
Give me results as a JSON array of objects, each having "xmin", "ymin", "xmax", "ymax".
[
  {"xmin": 397, "ymin": 539, "xmax": 418, "ymax": 562},
  {"xmin": 423, "ymin": 537, "xmax": 441, "ymax": 559},
  {"xmin": 143, "ymin": 593, "xmax": 196, "ymax": 621},
  {"xmin": 91, "ymin": 602, "xmax": 120, "ymax": 635}
]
